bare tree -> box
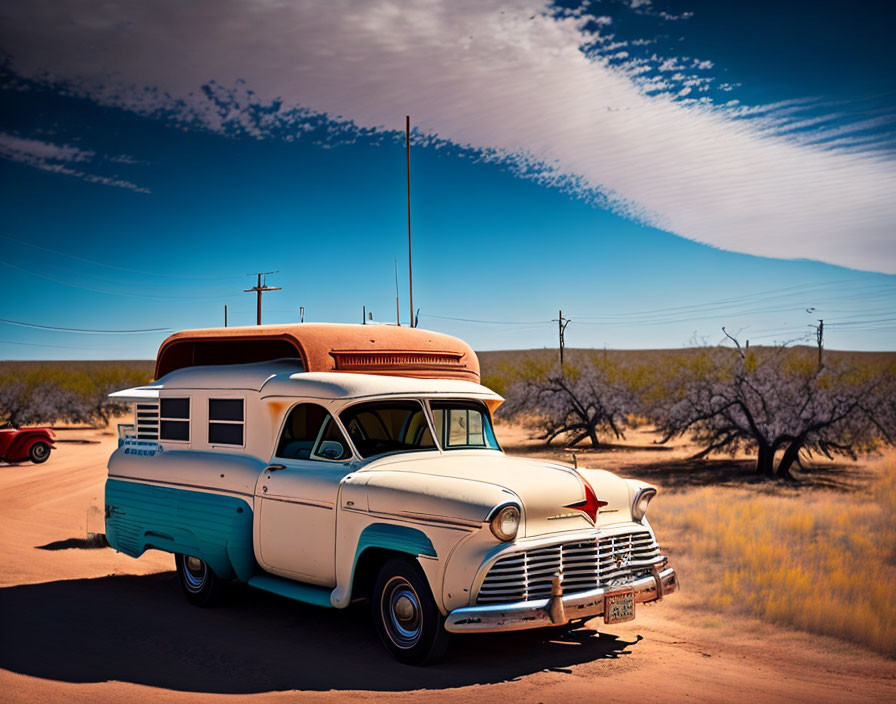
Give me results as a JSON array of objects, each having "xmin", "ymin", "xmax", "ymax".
[
  {"xmin": 0, "ymin": 365, "xmax": 150, "ymax": 428},
  {"xmin": 0, "ymin": 380, "xmax": 65, "ymax": 427},
  {"xmin": 501, "ymin": 357, "xmax": 637, "ymax": 448},
  {"xmin": 651, "ymin": 332, "xmax": 896, "ymax": 479}
]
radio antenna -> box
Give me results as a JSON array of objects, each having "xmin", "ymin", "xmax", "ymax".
[
  {"xmin": 406, "ymin": 115, "xmax": 414, "ymax": 327},
  {"xmin": 394, "ymin": 259, "xmax": 401, "ymax": 326}
]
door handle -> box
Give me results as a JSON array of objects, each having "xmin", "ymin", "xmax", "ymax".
[{"xmin": 266, "ymin": 464, "xmax": 286, "ymax": 472}]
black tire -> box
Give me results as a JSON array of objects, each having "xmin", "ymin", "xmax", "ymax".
[
  {"xmin": 372, "ymin": 557, "xmax": 449, "ymax": 665},
  {"xmin": 29, "ymin": 442, "xmax": 51, "ymax": 464},
  {"xmin": 175, "ymin": 553, "xmax": 227, "ymax": 607}
]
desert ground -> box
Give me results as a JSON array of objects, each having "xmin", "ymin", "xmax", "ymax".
[{"xmin": 1, "ymin": 422, "xmax": 895, "ymax": 703}]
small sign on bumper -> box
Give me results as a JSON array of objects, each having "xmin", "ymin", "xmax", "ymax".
[{"xmin": 604, "ymin": 589, "xmax": 635, "ymax": 624}]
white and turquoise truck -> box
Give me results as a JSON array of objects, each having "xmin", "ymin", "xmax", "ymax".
[{"xmin": 106, "ymin": 323, "xmax": 676, "ymax": 664}]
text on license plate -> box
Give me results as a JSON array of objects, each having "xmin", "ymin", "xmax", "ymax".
[{"xmin": 604, "ymin": 590, "xmax": 635, "ymax": 624}]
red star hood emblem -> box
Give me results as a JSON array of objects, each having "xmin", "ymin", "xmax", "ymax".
[{"xmin": 564, "ymin": 472, "xmax": 607, "ymax": 523}]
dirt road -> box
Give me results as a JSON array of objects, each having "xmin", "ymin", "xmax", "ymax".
[{"xmin": 1, "ymin": 428, "xmax": 894, "ymax": 703}]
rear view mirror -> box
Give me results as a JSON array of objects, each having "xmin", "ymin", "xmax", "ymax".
[{"xmin": 317, "ymin": 440, "xmax": 345, "ymax": 460}]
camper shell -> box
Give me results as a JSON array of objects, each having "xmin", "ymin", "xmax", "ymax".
[{"xmin": 106, "ymin": 323, "xmax": 676, "ymax": 664}]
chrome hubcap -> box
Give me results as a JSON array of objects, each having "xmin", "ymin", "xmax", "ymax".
[
  {"xmin": 381, "ymin": 577, "xmax": 422, "ymax": 649},
  {"xmin": 182, "ymin": 555, "xmax": 207, "ymax": 593}
]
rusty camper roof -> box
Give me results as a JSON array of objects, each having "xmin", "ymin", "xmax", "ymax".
[{"xmin": 154, "ymin": 323, "xmax": 480, "ymax": 383}]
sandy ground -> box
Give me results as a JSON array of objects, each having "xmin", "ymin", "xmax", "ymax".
[{"xmin": 1, "ymin": 425, "xmax": 895, "ymax": 704}]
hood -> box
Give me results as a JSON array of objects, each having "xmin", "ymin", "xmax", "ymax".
[{"xmin": 358, "ymin": 451, "xmax": 635, "ymax": 537}]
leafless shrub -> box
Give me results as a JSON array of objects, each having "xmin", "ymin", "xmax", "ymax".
[
  {"xmin": 500, "ymin": 357, "xmax": 641, "ymax": 448},
  {"xmin": 0, "ymin": 363, "xmax": 150, "ymax": 427}
]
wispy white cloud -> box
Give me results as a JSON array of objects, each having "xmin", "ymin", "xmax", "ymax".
[
  {"xmin": 0, "ymin": 133, "xmax": 93, "ymax": 162},
  {"xmin": 0, "ymin": 132, "xmax": 149, "ymax": 192},
  {"xmin": 0, "ymin": 1, "xmax": 893, "ymax": 272}
]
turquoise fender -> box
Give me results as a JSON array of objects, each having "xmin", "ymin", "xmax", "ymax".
[
  {"xmin": 355, "ymin": 523, "xmax": 437, "ymax": 560},
  {"xmin": 335, "ymin": 523, "xmax": 437, "ymax": 605},
  {"xmin": 104, "ymin": 479, "xmax": 256, "ymax": 581}
]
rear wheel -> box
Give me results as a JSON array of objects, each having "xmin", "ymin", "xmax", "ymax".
[
  {"xmin": 175, "ymin": 553, "xmax": 227, "ymax": 607},
  {"xmin": 29, "ymin": 442, "xmax": 51, "ymax": 464},
  {"xmin": 372, "ymin": 557, "xmax": 449, "ymax": 665}
]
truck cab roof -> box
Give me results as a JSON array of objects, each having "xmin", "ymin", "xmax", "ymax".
[{"xmin": 110, "ymin": 359, "xmax": 503, "ymax": 410}]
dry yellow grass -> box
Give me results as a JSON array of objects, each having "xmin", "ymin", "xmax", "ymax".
[{"xmin": 650, "ymin": 459, "xmax": 896, "ymax": 656}]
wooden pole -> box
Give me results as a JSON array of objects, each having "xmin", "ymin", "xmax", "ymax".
[{"xmin": 243, "ymin": 271, "xmax": 281, "ymax": 325}]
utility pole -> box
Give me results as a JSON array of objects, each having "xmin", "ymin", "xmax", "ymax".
[
  {"xmin": 553, "ymin": 309, "xmax": 571, "ymax": 367},
  {"xmin": 816, "ymin": 319, "xmax": 824, "ymax": 370},
  {"xmin": 299, "ymin": 306, "xmax": 304, "ymax": 323},
  {"xmin": 406, "ymin": 115, "xmax": 414, "ymax": 327},
  {"xmin": 362, "ymin": 305, "xmax": 366, "ymax": 325},
  {"xmin": 243, "ymin": 272, "xmax": 281, "ymax": 325},
  {"xmin": 224, "ymin": 305, "xmax": 228, "ymax": 327}
]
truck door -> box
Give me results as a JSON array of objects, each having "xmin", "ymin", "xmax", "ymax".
[{"xmin": 255, "ymin": 403, "xmax": 354, "ymax": 586}]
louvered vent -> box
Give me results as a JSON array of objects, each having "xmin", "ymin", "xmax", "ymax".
[
  {"xmin": 331, "ymin": 350, "xmax": 466, "ymax": 372},
  {"xmin": 135, "ymin": 402, "xmax": 159, "ymax": 440}
]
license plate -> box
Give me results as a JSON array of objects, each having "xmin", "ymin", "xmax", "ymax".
[{"xmin": 604, "ymin": 590, "xmax": 635, "ymax": 624}]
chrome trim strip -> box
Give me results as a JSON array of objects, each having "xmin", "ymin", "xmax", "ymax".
[
  {"xmin": 340, "ymin": 506, "xmax": 479, "ymax": 531},
  {"xmin": 261, "ymin": 495, "xmax": 334, "ymax": 510},
  {"xmin": 106, "ymin": 474, "xmax": 254, "ymax": 499}
]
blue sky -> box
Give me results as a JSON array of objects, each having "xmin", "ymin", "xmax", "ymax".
[{"xmin": 0, "ymin": 0, "xmax": 894, "ymax": 359}]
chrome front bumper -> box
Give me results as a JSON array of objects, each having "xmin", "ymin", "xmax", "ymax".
[{"xmin": 444, "ymin": 564, "xmax": 677, "ymax": 634}]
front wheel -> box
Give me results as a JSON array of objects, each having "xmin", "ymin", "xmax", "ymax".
[
  {"xmin": 372, "ymin": 557, "xmax": 449, "ymax": 665},
  {"xmin": 29, "ymin": 442, "xmax": 51, "ymax": 464},
  {"xmin": 175, "ymin": 553, "xmax": 227, "ymax": 607}
]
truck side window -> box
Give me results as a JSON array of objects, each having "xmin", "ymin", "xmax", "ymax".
[
  {"xmin": 159, "ymin": 398, "xmax": 190, "ymax": 442},
  {"xmin": 208, "ymin": 398, "xmax": 244, "ymax": 446},
  {"xmin": 276, "ymin": 403, "xmax": 351, "ymax": 461}
]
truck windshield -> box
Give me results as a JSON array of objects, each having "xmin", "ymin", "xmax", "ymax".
[
  {"xmin": 340, "ymin": 400, "xmax": 436, "ymax": 458},
  {"xmin": 430, "ymin": 401, "xmax": 500, "ymax": 451}
]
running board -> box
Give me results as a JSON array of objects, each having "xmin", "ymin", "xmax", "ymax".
[{"xmin": 248, "ymin": 574, "xmax": 334, "ymax": 608}]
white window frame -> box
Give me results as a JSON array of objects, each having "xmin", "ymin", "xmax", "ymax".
[
  {"xmin": 208, "ymin": 397, "xmax": 245, "ymax": 449},
  {"xmin": 309, "ymin": 415, "xmax": 354, "ymax": 463},
  {"xmin": 158, "ymin": 397, "xmax": 190, "ymax": 444}
]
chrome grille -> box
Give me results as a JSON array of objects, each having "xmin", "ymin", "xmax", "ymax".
[{"xmin": 476, "ymin": 529, "xmax": 662, "ymax": 605}]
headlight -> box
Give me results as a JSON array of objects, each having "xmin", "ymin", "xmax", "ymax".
[
  {"xmin": 632, "ymin": 488, "xmax": 656, "ymax": 522},
  {"xmin": 490, "ymin": 505, "xmax": 520, "ymax": 542}
]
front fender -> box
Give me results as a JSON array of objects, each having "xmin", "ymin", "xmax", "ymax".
[
  {"xmin": 9, "ymin": 433, "xmax": 55, "ymax": 461},
  {"xmin": 331, "ymin": 522, "xmax": 436, "ymax": 608}
]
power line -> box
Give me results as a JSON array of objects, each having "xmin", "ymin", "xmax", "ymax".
[
  {"xmin": 0, "ymin": 338, "xmax": 137, "ymax": 350},
  {"xmin": 421, "ymin": 314, "xmax": 553, "ymax": 325},
  {"xmin": 568, "ymin": 279, "xmax": 894, "ymax": 321},
  {"xmin": 0, "ymin": 260, "xmax": 233, "ymax": 301},
  {"xmin": 0, "ymin": 318, "xmax": 171, "ymax": 335},
  {"xmin": 826, "ymin": 316, "xmax": 896, "ymax": 327},
  {"xmin": 0, "ymin": 234, "xmax": 243, "ymax": 281}
]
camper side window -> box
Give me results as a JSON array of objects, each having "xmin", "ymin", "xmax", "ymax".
[
  {"xmin": 159, "ymin": 398, "xmax": 190, "ymax": 442},
  {"xmin": 209, "ymin": 399, "xmax": 245, "ymax": 446}
]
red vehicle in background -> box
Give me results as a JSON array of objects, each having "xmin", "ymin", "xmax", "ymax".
[{"xmin": 0, "ymin": 425, "xmax": 55, "ymax": 464}]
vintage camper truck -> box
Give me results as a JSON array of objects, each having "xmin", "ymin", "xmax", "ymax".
[{"xmin": 106, "ymin": 324, "xmax": 676, "ymax": 664}]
